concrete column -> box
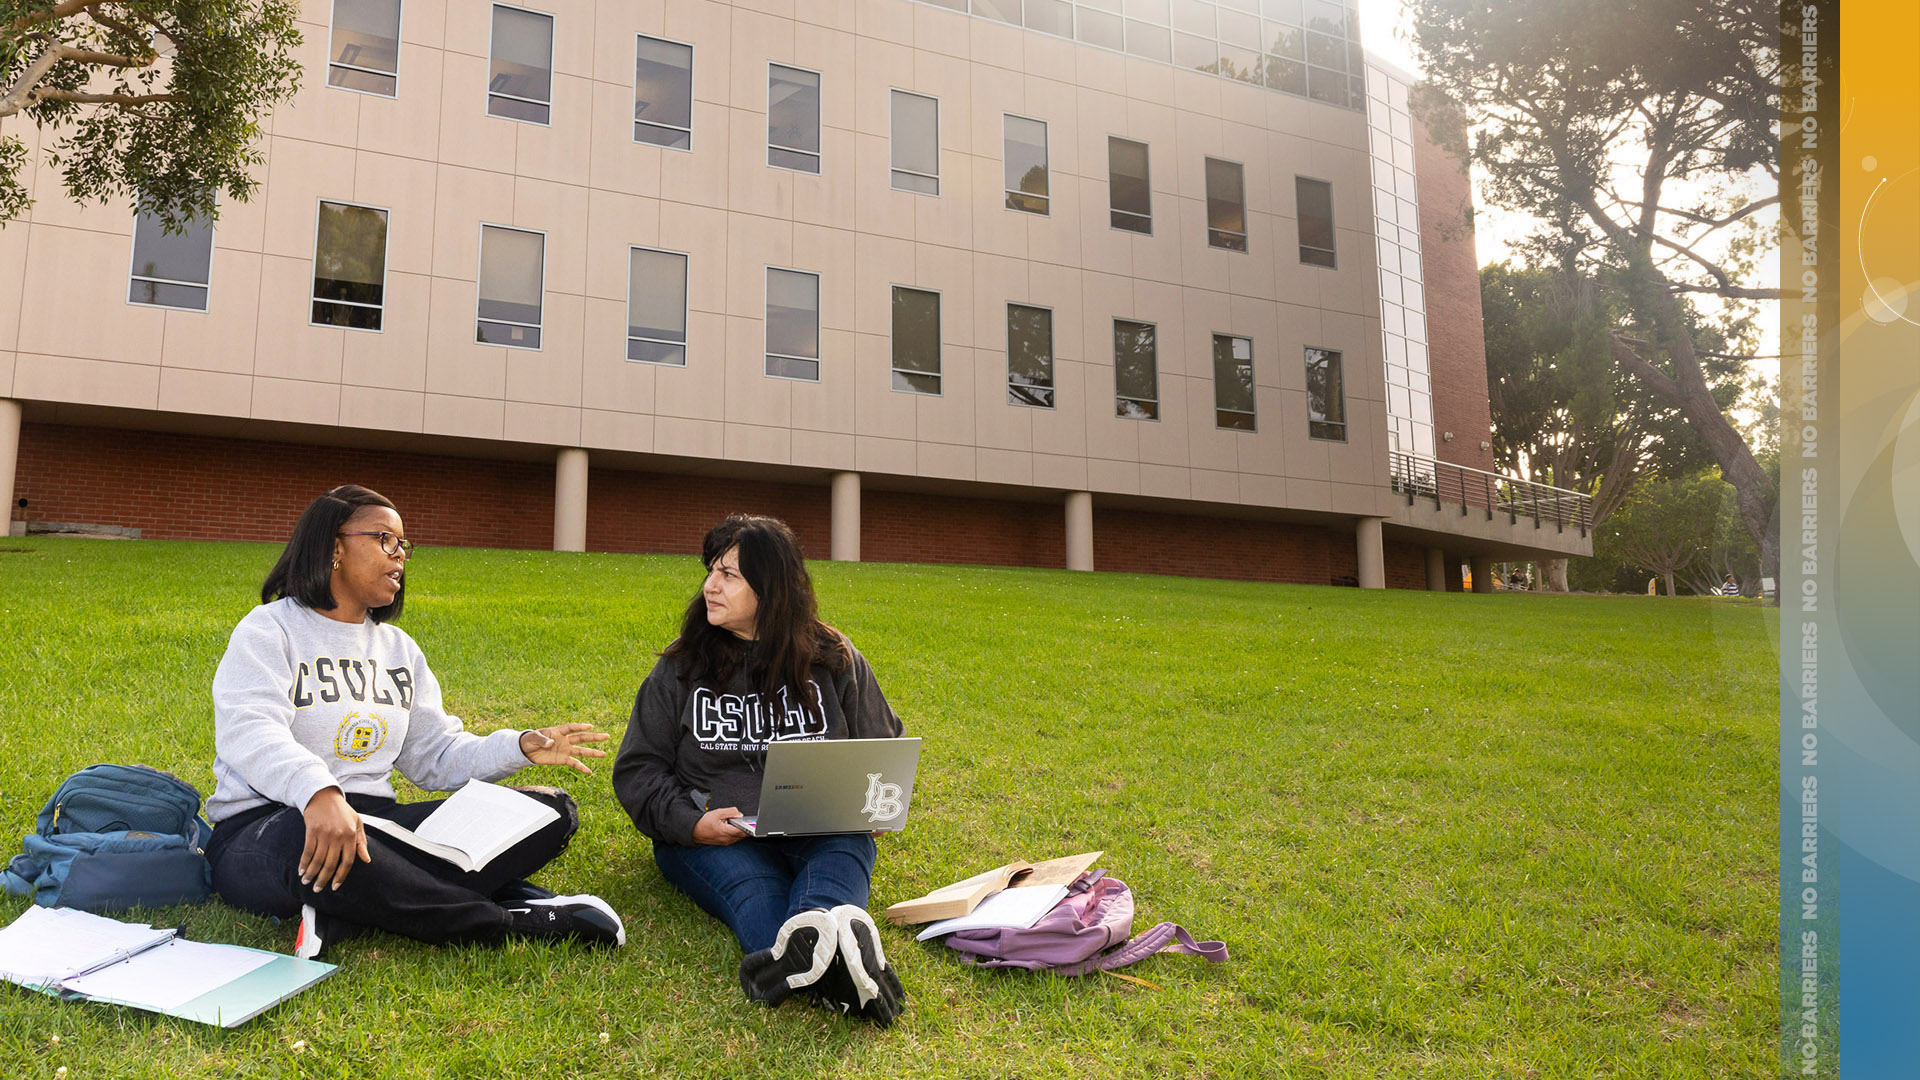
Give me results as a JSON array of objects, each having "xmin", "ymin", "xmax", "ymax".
[
  {"xmin": 830, "ymin": 471, "xmax": 861, "ymax": 561},
  {"xmin": 1470, "ymin": 555, "xmax": 1494, "ymax": 594},
  {"xmin": 1064, "ymin": 490, "xmax": 1093, "ymax": 572},
  {"xmin": 1425, "ymin": 546, "xmax": 1449, "ymax": 592},
  {"xmin": 553, "ymin": 447, "xmax": 588, "ymax": 552},
  {"xmin": 1355, "ymin": 517, "xmax": 1385, "ymax": 589},
  {"xmin": 0, "ymin": 399, "xmax": 18, "ymax": 538}
]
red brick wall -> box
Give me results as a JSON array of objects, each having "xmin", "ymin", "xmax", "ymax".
[
  {"xmin": 1385, "ymin": 540, "xmax": 1427, "ymax": 590},
  {"xmin": 586, "ymin": 471, "xmax": 829, "ymax": 559},
  {"xmin": 1414, "ymin": 105, "xmax": 1498, "ymax": 474},
  {"xmin": 12, "ymin": 424, "xmax": 554, "ymax": 548},
  {"xmin": 863, "ymin": 491, "xmax": 1065, "ymax": 569},
  {"xmin": 12, "ymin": 422, "xmax": 1431, "ymax": 588}
]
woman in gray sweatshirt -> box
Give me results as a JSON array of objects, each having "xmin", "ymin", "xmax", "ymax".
[{"xmin": 207, "ymin": 484, "xmax": 622, "ymax": 960}]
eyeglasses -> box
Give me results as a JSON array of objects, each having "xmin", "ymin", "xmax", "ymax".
[{"xmin": 339, "ymin": 530, "xmax": 415, "ymax": 557}]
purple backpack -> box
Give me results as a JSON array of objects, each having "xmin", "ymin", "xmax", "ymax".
[{"xmin": 940, "ymin": 872, "xmax": 1227, "ymax": 976}]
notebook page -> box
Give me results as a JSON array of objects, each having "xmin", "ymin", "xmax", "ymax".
[
  {"xmin": 0, "ymin": 907, "xmax": 173, "ymax": 985},
  {"xmin": 63, "ymin": 939, "xmax": 275, "ymax": 1010}
]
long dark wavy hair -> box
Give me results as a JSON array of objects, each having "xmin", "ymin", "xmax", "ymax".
[
  {"xmin": 261, "ymin": 485, "xmax": 404, "ymax": 623},
  {"xmin": 662, "ymin": 515, "xmax": 848, "ymax": 698}
]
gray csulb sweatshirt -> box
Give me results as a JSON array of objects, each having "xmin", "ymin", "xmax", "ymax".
[{"xmin": 208, "ymin": 597, "xmax": 529, "ymax": 823}]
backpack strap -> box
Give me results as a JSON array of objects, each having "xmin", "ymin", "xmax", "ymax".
[
  {"xmin": 3, "ymin": 853, "xmax": 44, "ymax": 897},
  {"xmin": 1056, "ymin": 920, "xmax": 1229, "ymax": 976}
]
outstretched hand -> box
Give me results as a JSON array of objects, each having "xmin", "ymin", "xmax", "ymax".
[{"xmin": 519, "ymin": 723, "xmax": 612, "ymax": 775}]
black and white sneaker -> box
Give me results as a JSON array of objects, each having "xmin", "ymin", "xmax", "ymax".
[
  {"xmin": 508, "ymin": 894, "xmax": 626, "ymax": 947},
  {"xmin": 739, "ymin": 909, "xmax": 838, "ymax": 1006},
  {"xmin": 293, "ymin": 903, "xmax": 363, "ymax": 961}
]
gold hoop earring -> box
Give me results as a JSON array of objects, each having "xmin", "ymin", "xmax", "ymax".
[{"xmin": 332, "ymin": 558, "xmax": 340, "ymax": 570}]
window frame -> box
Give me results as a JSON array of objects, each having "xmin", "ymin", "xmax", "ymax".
[
  {"xmin": 766, "ymin": 62, "xmax": 823, "ymax": 175},
  {"xmin": 1112, "ymin": 317, "xmax": 1160, "ymax": 421},
  {"xmin": 632, "ymin": 33, "xmax": 694, "ymax": 151},
  {"xmin": 1295, "ymin": 174, "xmax": 1338, "ymax": 268},
  {"xmin": 1212, "ymin": 332, "xmax": 1257, "ymax": 432},
  {"xmin": 1002, "ymin": 112, "xmax": 1049, "ymax": 216},
  {"xmin": 889, "ymin": 89, "xmax": 941, "ymax": 195},
  {"xmin": 474, "ymin": 222, "xmax": 547, "ymax": 351},
  {"xmin": 1108, "ymin": 135, "xmax": 1153, "ymax": 235},
  {"xmin": 126, "ymin": 211, "xmax": 216, "ymax": 313},
  {"xmin": 1304, "ymin": 344, "xmax": 1347, "ymax": 441},
  {"xmin": 1005, "ymin": 301, "xmax": 1055, "ymax": 409},
  {"xmin": 308, "ymin": 198, "xmax": 392, "ymax": 333},
  {"xmin": 888, "ymin": 284, "xmax": 942, "ymax": 396},
  {"xmin": 486, "ymin": 2, "xmax": 555, "ymax": 127},
  {"xmin": 325, "ymin": 0, "xmax": 404, "ymax": 98},
  {"xmin": 625, "ymin": 244, "xmax": 690, "ymax": 366},
  {"xmin": 763, "ymin": 265, "xmax": 822, "ymax": 382},
  {"xmin": 1204, "ymin": 156, "xmax": 1248, "ymax": 252}
]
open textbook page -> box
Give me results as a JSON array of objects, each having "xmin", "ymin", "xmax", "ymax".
[{"xmin": 361, "ymin": 779, "xmax": 560, "ymax": 873}]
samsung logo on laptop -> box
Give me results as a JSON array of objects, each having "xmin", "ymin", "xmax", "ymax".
[{"xmin": 773, "ymin": 784, "xmax": 804, "ymax": 791}]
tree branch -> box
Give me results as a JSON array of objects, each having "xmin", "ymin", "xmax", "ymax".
[
  {"xmin": 27, "ymin": 88, "xmax": 181, "ymax": 107},
  {"xmin": 1610, "ymin": 333, "xmax": 1682, "ymax": 401},
  {"xmin": 0, "ymin": 42, "xmax": 70, "ymax": 117},
  {"xmin": 9, "ymin": 0, "xmax": 113, "ymax": 33},
  {"xmin": 1669, "ymin": 282, "xmax": 1785, "ymax": 300}
]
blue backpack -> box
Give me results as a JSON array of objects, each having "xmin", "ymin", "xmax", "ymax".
[{"xmin": 3, "ymin": 764, "xmax": 215, "ymax": 911}]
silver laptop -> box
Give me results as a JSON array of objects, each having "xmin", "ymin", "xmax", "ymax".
[{"xmin": 729, "ymin": 737, "xmax": 922, "ymax": 838}]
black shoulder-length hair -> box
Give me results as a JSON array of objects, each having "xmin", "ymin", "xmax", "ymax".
[
  {"xmin": 261, "ymin": 485, "xmax": 404, "ymax": 623},
  {"xmin": 662, "ymin": 514, "xmax": 848, "ymax": 698}
]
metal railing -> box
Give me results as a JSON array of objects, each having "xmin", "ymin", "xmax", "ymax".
[{"xmin": 1388, "ymin": 450, "xmax": 1592, "ymax": 536}]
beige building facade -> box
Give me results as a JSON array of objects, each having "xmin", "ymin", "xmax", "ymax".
[{"xmin": 0, "ymin": 0, "xmax": 1588, "ymax": 586}]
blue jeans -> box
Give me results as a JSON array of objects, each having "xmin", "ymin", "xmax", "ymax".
[{"xmin": 653, "ymin": 834, "xmax": 877, "ymax": 953}]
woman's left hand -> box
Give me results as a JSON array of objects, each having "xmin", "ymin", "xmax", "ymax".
[{"xmin": 519, "ymin": 723, "xmax": 612, "ymax": 775}]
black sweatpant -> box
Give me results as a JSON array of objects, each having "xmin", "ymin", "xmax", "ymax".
[{"xmin": 207, "ymin": 787, "xmax": 578, "ymax": 945}]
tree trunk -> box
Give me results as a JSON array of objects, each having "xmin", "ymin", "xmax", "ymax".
[
  {"xmin": 1542, "ymin": 557, "xmax": 1569, "ymax": 592},
  {"xmin": 1663, "ymin": 570, "xmax": 1676, "ymax": 596},
  {"xmin": 1611, "ymin": 261, "xmax": 1781, "ymax": 583}
]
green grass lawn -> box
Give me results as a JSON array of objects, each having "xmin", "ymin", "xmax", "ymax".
[{"xmin": 0, "ymin": 539, "xmax": 1777, "ymax": 1078}]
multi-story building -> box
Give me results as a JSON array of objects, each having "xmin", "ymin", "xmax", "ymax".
[{"xmin": 0, "ymin": 0, "xmax": 1588, "ymax": 588}]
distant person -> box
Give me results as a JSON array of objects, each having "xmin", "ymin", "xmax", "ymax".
[
  {"xmin": 207, "ymin": 484, "xmax": 624, "ymax": 960},
  {"xmin": 614, "ymin": 514, "xmax": 907, "ymax": 1026},
  {"xmin": 1721, "ymin": 575, "xmax": 1740, "ymax": 596}
]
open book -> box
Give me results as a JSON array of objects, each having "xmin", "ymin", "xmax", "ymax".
[
  {"xmin": 0, "ymin": 907, "xmax": 334, "ymax": 1027},
  {"xmin": 360, "ymin": 779, "xmax": 560, "ymax": 873},
  {"xmin": 883, "ymin": 850, "xmax": 1103, "ymax": 925}
]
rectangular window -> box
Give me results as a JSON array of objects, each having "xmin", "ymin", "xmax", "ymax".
[
  {"xmin": 633, "ymin": 35, "xmax": 692, "ymax": 149},
  {"xmin": 311, "ymin": 201, "xmax": 388, "ymax": 331},
  {"xmin": 1007, "ymin": 303, "xmax": 1054, "ymax": 408},
  {"xmin": 768, "ymin": 64, "xmax": 821, "ymax": 173},
  {"xmin": 327, "ymin": 0, "xmax": 402, "ymax": 96},
  {"xmin": 488, "ymin": 4, "xmax": 553, "ymax": 124},
  {"xmin": 890, "ymin": 286, "xmax": 941, "ymax": 395},
  {"xmin": 765, "ymin": 267, "xmax": 820, "ymax": 380},
  {"xmin": 1113, "ymin": 319, "xmax": 1158, "ymax": 420},
  {"xmin": 475, "ymin": 224, "xmax": 545, "ymax": 349},
  {"xmin": 128, "ymin": 212, "xmax": 213, "ymax": 311},
  {"xmin": 1296, "ymin": 175, "xmax": 1337, "ymax": 267},
  {"xmin": 890, "ymin": 90, "xmax": 939, "ymax": 195},
  {"xmin": 627, "ymin": 246, "xmax": 688, "ymax": 365},
  {"xmin": 1109, "ymin": 136, "xmax": 1151, "ymax": 234},
  {"xmin": 1213, "ymin": 334, "xmax": 1256, "ymax": 430},
  {"xmin": 1206, "ymin": 157, "xmax": 1247, "ymax": 251},
  {"xmin": 1305, "ymin": 346, "xmax": 1345, "ymax": 439},
  {"xmin": 1004, "ymin": 114, "xmax": 1048, "ymax": 215}
]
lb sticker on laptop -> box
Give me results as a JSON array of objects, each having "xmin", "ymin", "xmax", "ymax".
[{"xmin": 862, "ymin": 773, "xmax": 905, "ymax": 824}]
